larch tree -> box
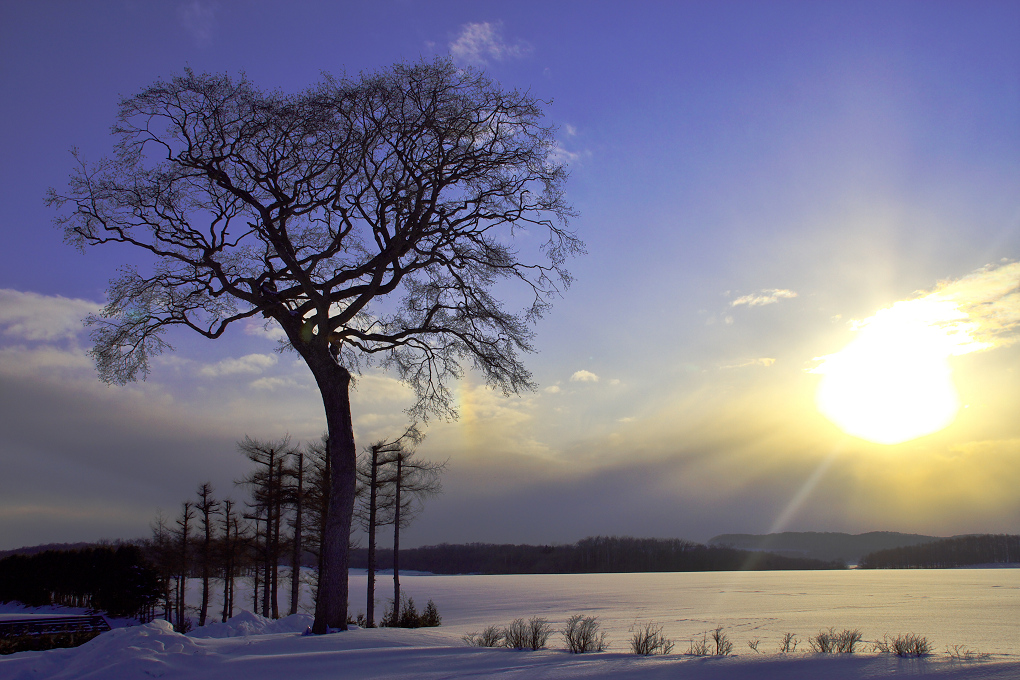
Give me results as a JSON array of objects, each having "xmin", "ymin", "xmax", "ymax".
[
  {"xmin": 195, "ymin": 482, "xmax": 219, "ymax": 627},
  {"xmin": 49, "ymin": 58, "xmax": 579, "ymax": 632},
  {"xmin": 354, "ymin": 425, "xmax": 423, "ymax": 627},
  {"xmin": 384, "ymin": 443, "xmax": 444, "ymax": 620}
]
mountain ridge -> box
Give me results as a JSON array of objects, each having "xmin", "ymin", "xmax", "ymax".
[{"xmin": 707, "ymin": 531, "xmax": 944, "ymax": 564}]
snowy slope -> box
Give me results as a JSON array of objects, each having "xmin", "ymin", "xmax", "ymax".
[{"xmin": 1, "ymin": 615, "xmax": 1018, "ymax": 680}]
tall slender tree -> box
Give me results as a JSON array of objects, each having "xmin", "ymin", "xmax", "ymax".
[
  {"xmin": 385, "ymin": 446, "xmax": 444, "ymax": 618},
  {"xmin": 238, "ymin": 436, "xmax": 293, "ymax": 618},
  {"xmin": 288, "ymin": 451, "xmax": 305, "ymax": 616},
  {"xmin": 355, "ymin": 426, "xmax": 422, "ymax": 626},
  {"xmin": 50, "ymin": 59, "xmax": 579, "ymax": 631},
  {"xmin": 195, "ymin": 482, "xmax": 220, "ymax": 627},
  {"xmin": 219, "ymin": 498, "xmax": 244, "ymax": 622},
  {"xmin": 173, "ymin": 501, "xmax": 195, "ymax": 632}
]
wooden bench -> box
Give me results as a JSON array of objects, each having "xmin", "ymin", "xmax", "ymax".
[{"xmin": 0, "ymin": 615, "xmax": 111, "ymax": 638}]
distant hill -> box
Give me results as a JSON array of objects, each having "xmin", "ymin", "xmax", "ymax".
[
  {"xmin": 0, "ymin": 542, "xmax": 95, "ymax": 560},
  {"xmin": 707, "ymin": 532, "xmax": 942, "ymax": 565},
  {"xmin": 0, "ymin": 539, "xmax": 142, "ymax": 561},
  {"xmin": 860, "ymin": 534, "xmax": 1020, "ymax": 569}
]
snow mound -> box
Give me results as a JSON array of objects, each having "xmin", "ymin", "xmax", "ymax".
[
  {"xmin": 189, "ymin": 610, "xmax": 313, "ymax": 638},
  {"xmin": 4, "ymin": 619, "xmax": 205, "ymax": 679}
]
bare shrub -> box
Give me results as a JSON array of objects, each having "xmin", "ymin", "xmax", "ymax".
[
  {"xmin": 779, "ymin": 632, "xmax": 798, "ymax": 653},
  {"xmin": 835, "ymin": 629, "xmax": 863, "ymax": 653},
  {"xmin": 809, "ymin": 628, "xmax": 836, "ymax": 653},
  {"xmin": 873, "ymin": 635, "xmax": 891, "ymax": 654},
  {"xmin": 891, "ymin": 633, "xmax": 932, "ymax": 657},
  {"xmin": 711, "ymin": 627, "xmax": 733, "ymax": 656},
  {"xmin": 747, "ymin": 638, "xmax": 761, "ymax": 654},
  {"xmin": 503, "ymin": 619, "xmax": 530, "ymax": 649},
  {"xmin": 631, "ymin": 622, "xmax": 674, "ymax": 656},
  {"xmin": 563, "ymin": 614, "xmax": 608, "ymax": 653},
  {"xmin": 810, "ymin": 628, "xmax": 863, "ymax": 653},
  {"xmin": 526, "ymin": 617, "xmax": 553, "ymax": 650},
  {"xmin": 946, "ymin": 644, "xmax": 978, "ymax": 660},
  {"xmin": 463, "ymin": 624, "xmax": 503, "ymax": 647},
  {"xmin": 687, "ymin": 634, "xmax": 710, "ymax": 656}
]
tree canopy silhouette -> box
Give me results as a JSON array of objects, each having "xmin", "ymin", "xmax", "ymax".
[{"xmin": 49, "ymin": 58, "xmax": 580, "ymax": 632}]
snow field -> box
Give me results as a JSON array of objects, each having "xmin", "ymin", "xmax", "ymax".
[{"xmin": 1, "ymin": 568, "xmax": 1017, "ymax": 679}]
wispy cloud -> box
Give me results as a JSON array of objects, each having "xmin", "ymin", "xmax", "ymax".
[
  {"xmin": 198, "ymin": 353, "xmax": 277, "ymax": 377},
  {"xmin": 0, "ymin": 289, "xmax": 98, "ymax": 341},
  {"xmin": 570, "ymin": 369, "xmax": 599, "ymax": 383},
  {"xmin": 731, "ymin": 289, "xmax": 798, "ymax": 307},
  {"xmin": 721, "ymin": 357, "xmax": 776, "ymax": 369},
  {"xmin": 178, "ymin": 0, "xmax": 217, "ymax": 43},
  {"xmin": 449, "ymin": 22, "xmax": 530, "ymax": 67}
]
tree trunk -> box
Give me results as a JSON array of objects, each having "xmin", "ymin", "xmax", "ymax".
[
  {"xmin": 366, "ymin": 445, "xmax": 379, "ymax": 627},
  {"xmin": 290, "ymin": 452, "xmax": 304, "ymax": 616},
  {"xmin": 310, "ymin": 356, "xmax": 357, "ymax": 634},
  {"xmin": 392, "ymin": 453, "xmax": 402, "ymax": 621}
]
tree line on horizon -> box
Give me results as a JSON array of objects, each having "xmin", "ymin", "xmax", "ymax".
[
  {"xmin": 0, "ymin": 545, "xmax": 161, "ymax": 620},
  {"xmin": 858, "ymin": 534, "xmax": 1019, "ymax": 569},
  {"xmin": 350, "ymin": 535, "xmax": 846, "ymax": 575}
]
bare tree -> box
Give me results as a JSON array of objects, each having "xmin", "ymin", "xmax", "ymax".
[
  {"xmin": 355, "ymin": 425, "xmax": 423, "ymax": 626},
  {"xmin": 384, "ymin": 445, "xmax": 444, "ymax": 620},
  {"xmin": 173, "ymin": 501, "xmax": 195, "ymax": 632},
  {"xmin": 195, "ymin": 482, "xmax": 220, "ymax": 627},
  {"xmin": 147, "ymin": 510, "xmax": 176, "ymax": 624},
  {"xmin": 238, "ymin": 436, "xmax": 294, "ymax": 618},
  {"xmin": 287, "ymin": 450, "xmax": 305, "ymax": 616},
  {"xmin": 219, "ymin": 498, "xmax": 245, "ymax": 622},
  {"xmin": 49, "ymin": 58, "xmax": 579, "ymax": 632}
]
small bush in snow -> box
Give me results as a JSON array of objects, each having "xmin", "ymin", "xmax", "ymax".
[
  {"xmin": 746, "ymin": 638, "xmax": 761, "ymax": 654},
  {"xmin": 503, "ymin": 618, "xmax": 530, "ymax": 649},
  {"xmin": 379, "ymin": 595, "xmax": 440, "ymax": 628},
  {"xmin": 946, "ymin": 644, "xmax": 978, "ymax": 660},
  {"xmin": 630, "ymin": 622, "xmax": 674, "ymax": 655},
  {"xmin": 420, "ymin": 600, "xmax": 441, "ymax": 627},
  {"xmin": 710, "ymin": 627, "xmax": 733, "ymax": 656},
  {"xmin": 875, "ymin": 633, "xmax": 932, "ymax": 657},
  {"xmin": 809, "ymin": 628, "xmax": 835, "ymax": 653},
  {"xmin": 779, "ymin": 632, "xmax": 798, "ymax": 653},
  {"xmin": 463, "ymin": 624, "xmax": 503, "ymax": 647},
  {"xmin": 563, "ymin": 614, "xmax": 608, "ymax": 653},
  {"xmin": 503, "ymin": 617, "xmax": 551, "ymax": 650},
  {"xmin": 687, "ymin": 633, "xmax": 710, "ymax": 656},
  {"xmin": 810, "ymin": 628, "xmax": 862, "ymax": 653}
]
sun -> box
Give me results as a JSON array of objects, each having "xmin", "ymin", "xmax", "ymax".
[{"xmin": 812, "ymin": 297, "xmax": 977, "ymax": 445}]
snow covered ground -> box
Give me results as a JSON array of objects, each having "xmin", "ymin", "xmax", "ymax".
[{"xmin": 1, "ymin": 568, "xmax": 1017, "ymax": 679}]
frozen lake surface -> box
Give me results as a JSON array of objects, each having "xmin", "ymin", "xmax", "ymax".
[
  {"xmin": 356, "ymin": 568, "xmax": 1019, "ymax": 655},
  {"xmin": 3, "ymin": 568, "xmax": 1017, "ymax": 679}
]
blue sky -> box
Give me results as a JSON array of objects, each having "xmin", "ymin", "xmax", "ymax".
[{"xmin": 1, "ymin": 1, "xmax": 1018, "ymax": 550}]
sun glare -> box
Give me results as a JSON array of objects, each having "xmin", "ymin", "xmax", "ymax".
[{"xmin": 812, "ymin": 297, "xmax": 984, "ymax": 445}]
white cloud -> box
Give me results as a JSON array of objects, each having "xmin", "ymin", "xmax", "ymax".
[
  {"xmin": 544, "ymin": 385, "xmax": 561, "ymax": 394},
  {"xmin": 731, "ymin": 289, "xmax": 798, "ymax": 307},
  {"xmin": 198, "ymin": 353, "xmax": 277, "ymax": 377},
  {"xmin": 249, "ymin": 376, "xmax": 298, "ymax": 391},
  {"xmin": 449, "ymin": 22, "xmax": 530, "ymax": 66},
  {"xmin": 0, "ymin": 289, "xmax": 99, "ymax": 341},
  {"xmin": 244, "ymin": 319, "xmax": 287, "ymax": 342},
  {"xmin": 570, "ymin": 369, "xmax": 599, "ymax": 383}
]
